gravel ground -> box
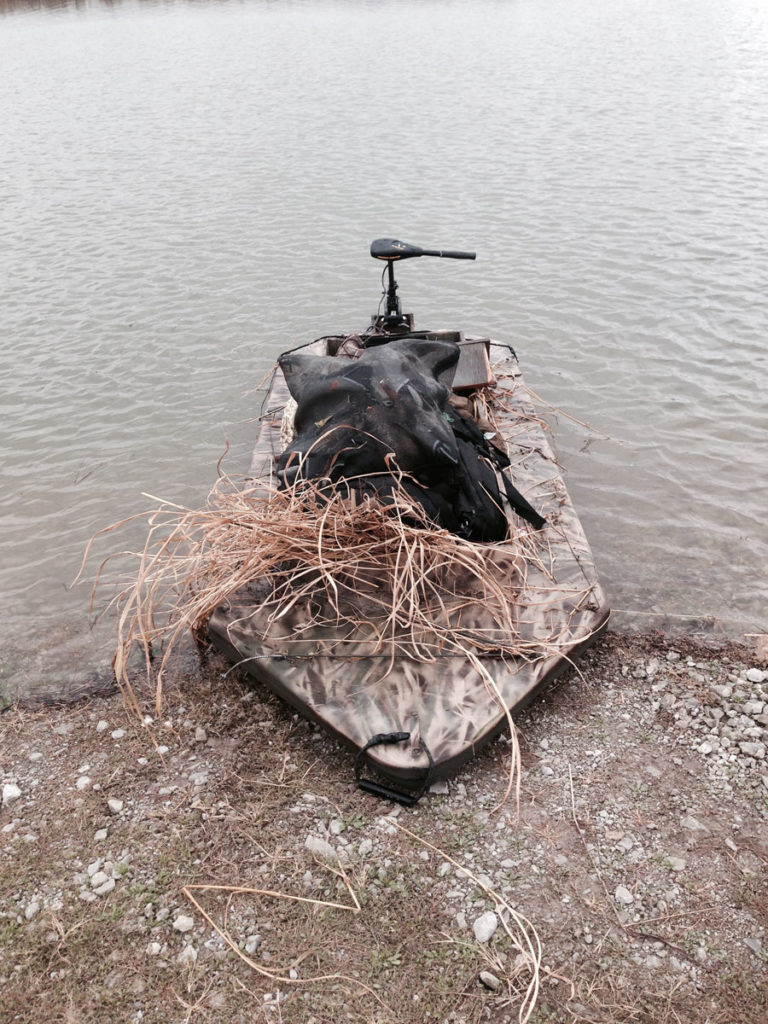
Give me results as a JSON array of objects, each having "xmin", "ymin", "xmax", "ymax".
[{"xmin": 1, "ymin": 632, "xmax": 766, "ymax": 1023}]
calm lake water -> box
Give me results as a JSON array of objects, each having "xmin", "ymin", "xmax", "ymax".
[{"xmin": 1, "ymin": 0, "xmax": 767, "ymax": 704}]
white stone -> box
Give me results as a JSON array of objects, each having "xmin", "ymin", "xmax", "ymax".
[
  {"xmin": 87, "ymin": 859, "xmax": 102, "ymax": 877},
  {"xmin": 111, "ymin": 729, "xmax": 126, "ymax": 740},
  {"xmin": 615, "ymin": 885, "xmax": 634, "ymax": 905},
  {"xmin": 93, "ymin": 877, "xmax": 115, "ymax": 896},
  {"xmin": 173, "ymin": 914, "xmax": 195, "ymax": 933},
  {"xmin": 146, "ymin": 941, "xmax": 162, "ymax": 956},
  {"xmin": 96, "ymin": 720, "xmax": 108, "ymax": 732},
  {"xmin": 25, "ymin": 901, "xmax": 40, "ymax": 921},
  {"xmin": 358, "ymin": 838, "xmax": 373, "ymax": 857},
  {"xmin": 472, "ymin": 911, "xmax": 498, "ymax": 943},
  {"xmin": 739, "ymin": 742, "xmax": 765, "ymax": 759},
  {"xmin": 194, "ymin": 727, "xmax": 208, "ymax": 743},
  {"xmin": 107, "ymin": 798, "xmax": 124, "ymax": 814},
  {"xmin": 2, "ymin": 783, "xmax": 22, "ymax": 806},
  {"xmin": 177, "ymin": 945, "xmax": 198, "ymax": 967},
  {"xmin": 305, "ymin": 835, "xmax": 337, "ymax": 861},
  {"xmin": 28, "ymin": 752, "xmax": 43, "ymax": 762},
  {"xmin": 429, "ymin": 779, "xmax": 449, "ymax": 795},
  {"xmin": 90, "ymin": 871, "xmax": 110, "ymax": 888},
  {"xmin": 681, "ymin": 816, "xmax": 707, "ymax": 832},
  {"xmin": 156, "ymin": 745, "xmax": 169, "ymax": 755},
  {"xmin": 94, "ymin": 828, "xmax": 108, "ymax": 842},
  {"xmin": 746, "ymin": 668, "xmax": 765, "ymax": 684},
  {"xmin": 479, "ymin": 970, "xmax": 501, "ymax": 990},
  {"xmin": 76, "ymin": 776, "xmax": 92, "ymax": 790},
  {"xmin": 667, "ymin": 857, "xmax": 687, "ymax": 872}
]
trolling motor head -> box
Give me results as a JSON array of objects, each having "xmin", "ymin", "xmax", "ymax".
[{"xmin": 370, "ymin": 238, "xmax": 476, "ymax": 333}]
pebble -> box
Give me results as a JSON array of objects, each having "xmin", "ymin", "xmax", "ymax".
[
  {"xmin": 96, "ymin": 720, "xmax": 108, "ymax": 733},
  {"xmin": 245, "ymin": 934, "xmax": 262, "ymax": 954},
  {"xmin": 173, "ymin": 914, "xmax": 195, "ymax": 933},
  {"xmin": 680, "ymin": 816, "xmax": 707, "ymax": 832},
  {"xmin": 429, "ymin": 779, "xmax": 449, "ymax": 795},
  {"xmin": 94, "ymin": 828, "xmax": 108, "ymax": 841},
  {"xmin": 472, "ymin": 911, "xmax": 498, "ymax": 943},
  {"xmin": 146, "ymin": 941, "xmax": 162, "ymax": 956},
  {"xmin": 111, "ymin": 729, "xmax": 126, "ymax": 740},
  {"xmin": 76, "ymin": 776, "xmax": 92, "ymax": 790},
  {"xmin": 93, "ymin": 877, "xmax": 116, "ymax": 896},
  {"xmin": 25, "ymin": 900, "xmax": 40, "ymax": 921},
  {"xmin": 479, "ymin": 970, "xmax": 501, "ymax": 991},
  {"xmin": 615, "ymin": 885, "xmax": 634, "ymax": 905},
  {"xmin": 2, "ymin": 783, "xmax": 22, "ymax": 806},
  {"xmin": 667, "ymin": 857, "xmax": 687, "ymax": 872},
  {"xmin": 28, "ymin": 752, "xmax": 43, "ymax": 762},
  {"xmin": 194, "ymin": 726, "xmax": 208, "ymax": 743},
  {"xmin": 107, "ymin": 798, "xmax": 124, "ymax": 814},
  {"xmin": 358, "ymin": 838, "xmax": 373, "ymax": 857},
  {"xmin": 91, "ymin": 871, "xmax": 110, "ymax": 888},
  {"xmin": 746, "ymin": 668, "xmax": 765, "ymax": 683},
  {"xmin": 305, "ymin": 835, "xmax": 337, "ymax": 861},
  {"xmin": 177, "ymin": 945, "xmax": 198, "ymax": 967}
]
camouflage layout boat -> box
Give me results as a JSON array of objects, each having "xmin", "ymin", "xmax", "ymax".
[{"xmin": 208, "ymin": 240, "xmax": 609, "ymax": 802}]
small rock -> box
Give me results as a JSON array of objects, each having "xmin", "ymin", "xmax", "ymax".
[
  {"xmin": 667, "ymin": 857, "xmax": 687, "ymax": 872},
  {"xmin": 173, "ymin": 914, "xmax": 195, "ymax": 933},
  {"xmin": 2, "ymin": 783, "xmax": 22, "ymax": 806},
  {"xmin": 107, "ymin": 798, "xmax": 124, "ymax": 814},
  {"xmin": 111, "ymin": 729, "xmax": 126, "ymax": 740},
  {"xmin": 76, "ymin": 776, "xmax": 92, "ymax": 791},
  {"xmin": 615, "ymin": 885, "xmax": 634, "ymax": 905},
  {"xmin": 472, "ymin": 911, "xmax": 498, "ymax": 943},
  {"xmin": 305, "ymin": 835, "xmax": 337, "ymax": 861},
  {"xmin": 358, "ymin": 838, "xmax": 373, "ymax": 857},
  {"xmin": 438, "ymin": 861, "xmax": 452, "ymax": 877},
  {"xmin": 25, "ymin": 901, "xmax": 40, "ymax": 921},
  {"xmin": 93, "ymin": 877, "xmax": 116, "ymax": 896},
  {"xmin": 681, "ymin": 816, "xmax": 707, "ymax": 832},
  {"xmin": 90, "ymin": 871, "xmax": 110, "ymax": 888},
  {"xmin": 245, "ymin": 934, "xmax": 262, "ymax": 954},
  {"xmin": 146, "ymin": 941, "xmax": 162, "ymax": 956},
  {"xmin": 96, "ymin": 720, "xmax": 109, "ymax": 732},
  {"xmin": 177, "ymin": 945, "xmax": 198, "ymax": 967},
  {"xmin": 479, "ymin": 970, "xmax": 501, "ymax": 991},
  {"xmin": 746, "ymin": 668, "xmax": 765, "ymax": 684},
  {"xmin": 744, "ymin": 937, "xmax": 762, "ymax": 957},
  {"xmin": 28, "ymin": 752, "xmax": 43, "ymax": 762},
  {"xmin": 540, "ymin": 765, "xmax": 554, "ymax": 776},
  {"xmin": 429, "ymin": 779, "xmax": 449, "ymax": 795},
  {"xmin": 94, "ymin": 828, "xmax": 108, "ymax": 842},
  {"xmin": 194, "ymin": 727, "xmax": 208, "ymax": 743},
  {"xmin": 87, "ymin": 860, "xmax": 102, "ymax": 877},
  {"xmin": 739, "ymin": 742, "xmax": 765, "ymax": 759}
]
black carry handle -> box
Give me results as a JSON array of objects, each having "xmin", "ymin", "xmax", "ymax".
[
  {"xmin": 371, "ymin": 238, "xmax": 476, "ymax": 262},
  {"xmin": 354, "ymin": 731, "xmax": 435, "ymax": 805}
]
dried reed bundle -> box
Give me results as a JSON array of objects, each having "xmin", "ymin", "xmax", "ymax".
[{"xmin": 92, "ymin": 466, "xmax": 551, "ymax": 716}]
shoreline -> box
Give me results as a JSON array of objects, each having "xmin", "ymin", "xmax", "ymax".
[{"xmin": 1, "ymin": 631, "xmax": 766, "ymax": 1022}]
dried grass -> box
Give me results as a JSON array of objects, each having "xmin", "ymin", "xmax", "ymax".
[{"xmin": 87, "ymin": 465, "xmax": 558, "ymax": 722}]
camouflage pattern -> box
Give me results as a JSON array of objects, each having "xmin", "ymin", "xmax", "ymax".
[{"xmin": 208, "ymin": 339, "xmax": 609, "ymax": 786}]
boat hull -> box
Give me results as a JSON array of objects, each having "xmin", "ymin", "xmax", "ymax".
[{"xmin": 208, "ymin": 338, "xmax": 609, "ymax": 787}]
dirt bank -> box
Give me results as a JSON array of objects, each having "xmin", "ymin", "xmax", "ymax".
[{"xmin": 1, "ymin": 633, "xmax": 766, "ymax": 1024}]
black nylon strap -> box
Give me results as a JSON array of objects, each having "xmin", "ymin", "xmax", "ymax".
[{"xmin": 354, "ymin": 732, "xmax": 435, "ymax": 806}]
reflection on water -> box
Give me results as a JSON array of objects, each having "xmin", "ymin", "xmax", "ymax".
[{"xmin": 1, "ymin": 0, "xmax": 767, "ymax": 703}]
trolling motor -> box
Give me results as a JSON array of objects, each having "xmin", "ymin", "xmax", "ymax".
[{"xmin": 370, "ymin": 238, "xmax": 476, "ymax": 333}]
